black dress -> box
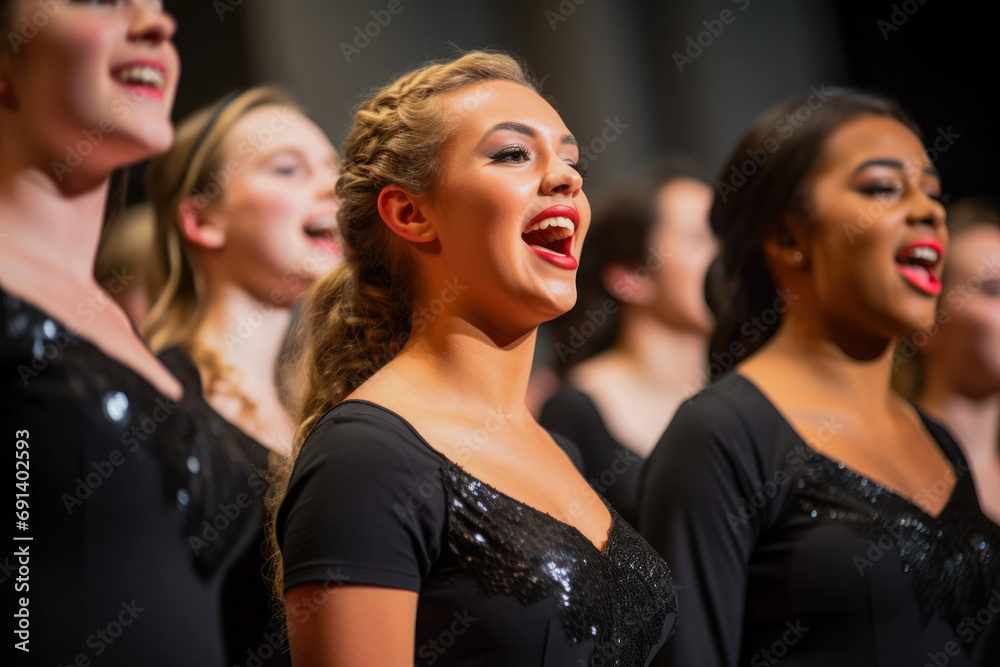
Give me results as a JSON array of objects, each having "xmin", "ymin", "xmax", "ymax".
[
  {"xmin": 277, "ymin": 400, "xmax": 677, "ymax": 666},
  {"xmin": 1, "ymin": 284, "xmax": 255, "ymax": 666},
  {"xmin": 639, "ymin": 372, "xmax": 1000, "ymax": 666},
  {"xmin": 158, "ymin": 349, "xmax": 291, "ymax": 667},
  {"xmin": 540, "ymin": 384, "xmax": 646, "ymax": 527}
]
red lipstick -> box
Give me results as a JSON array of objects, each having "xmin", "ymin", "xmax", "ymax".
[{"xmin": 522, "ymin": 205, "xmax": 580, "ymax": 270}]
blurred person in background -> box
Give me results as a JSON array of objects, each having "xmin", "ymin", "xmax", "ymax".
[
  {"xmin": 904, "ymin": 198, "xmax": 1000, "ymax": 525},
  {"xmin": 539, "ymin": 159, "xmax": 716, "ymax": 526},
  {"xmin": 95, "ymin": 202, "xmax": 156, "ymax": 328},
  {"xmin": 0, "ymin": 1, "xmax": 244, "ymax": 663},
  {"xmin": 141, "ymin": 86, "xmax": 341, "ymax": 665},
  {"xmin": 640, "ymin": 89, "xmax": 1000, "ymax": 666}
]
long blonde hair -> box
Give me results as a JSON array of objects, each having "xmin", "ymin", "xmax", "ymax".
[
  {"xmin": 144, "ymin": 87, "xmax": 300, "ymax": 413},
  {"xmin": 267, "ymin": 50, "xmax": 537, "ymax": 602}
]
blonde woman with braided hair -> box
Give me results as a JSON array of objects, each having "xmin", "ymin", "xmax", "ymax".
[
  {"xmin": 271, "ymin": 51, "xmax": 678, "ymax": 666},
  {"xmin": 133, "ymin": 86, "xmax": 340, "ymax": 665}
]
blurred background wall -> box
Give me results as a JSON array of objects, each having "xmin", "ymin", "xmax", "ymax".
[{"xmin": 153, "ymin": 0, "xmax": 994, "ymax": 206}]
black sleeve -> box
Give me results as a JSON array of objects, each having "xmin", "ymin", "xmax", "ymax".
[
  {"xmin": 638, "ymin": 393, "xmax": 767, "ymax": 667},
  {"xmin": 276, "ymin": 408, "xmax": 446, "ymax": 593}
]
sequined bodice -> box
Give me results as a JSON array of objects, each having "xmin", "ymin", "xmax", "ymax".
[
  {"xmin": 793, "ymin": 443, "xmax": 999, "ymax": 640},
  {"xmin": 443, "ymin": 460, "xmax": 677, "ymax": 666}
]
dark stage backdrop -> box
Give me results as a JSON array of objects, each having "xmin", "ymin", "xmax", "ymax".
[{"xmin": 134, "ymin": 0, "xmax": 994, "ymax": 208}]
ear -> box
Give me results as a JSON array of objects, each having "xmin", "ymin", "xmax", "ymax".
[
  {"xmin": 377, "ymin": 184, "xmax": 434, "ymax": 242},
  {"xmin": 177, "ymin": 198, "xmax": 226, "ymax": 250},
  {"xmin": 600, "ymin": 263, "xmax": 655, "ymax": 306},
  {"xmin": 762, "ymin": 218, "xmax": 809, "ymax": 270}
]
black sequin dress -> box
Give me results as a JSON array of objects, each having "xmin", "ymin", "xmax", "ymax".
[
  {"xmin": 639, "ymin": 372, "xmax": 1000, "ymax": 667},
  {"xmin": 277, "ymin": 400, "xmax": 677, "ymax": 666},
  {"xmin": 1, "ymin": 284, "xmax": 257, "ymax": 665}
]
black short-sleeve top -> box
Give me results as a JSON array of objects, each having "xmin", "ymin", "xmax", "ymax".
[
  {"xmin": 639, "ymin": 372, "xmax": 1000, "ymax": 667},
  {"xmin": 276, "ymin": 400, "xmax": 677, "ymax": 666}
]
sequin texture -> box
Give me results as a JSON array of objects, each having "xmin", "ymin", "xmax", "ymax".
[
  {"xmin": 442, "ymin": 461, "xmax": 677, "ymax": 666},
  {"xmin": 794, "ymin": 450, "xmax": 1000, "ymax": 643}
]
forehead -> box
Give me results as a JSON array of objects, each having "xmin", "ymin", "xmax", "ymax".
[
  {"xmin": 819, "ymin": 114, "xmax": 931, "ymax": 174},
  {"xmin": 222, "ymin": 105, "xmax": 337, "ymax": 162},
  {"xmin": 441, "ymin": 80, "xmax": 570, "ymax": 141}
]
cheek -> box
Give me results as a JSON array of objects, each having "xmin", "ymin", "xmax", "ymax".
[{"xmin": 224, "ymin": 180, "xmax": 306, "ymax": 248}]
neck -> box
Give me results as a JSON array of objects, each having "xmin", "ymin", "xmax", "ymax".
[
  {"xmin": 0, "ymin": 166, "xmax": 110, "ymax": 284},
  {"xmin": 920, "ymin": 380, "xmax": 1000, "ymax": 464},
  {"xmin": 611, "ymin": 309, "xmax": 709, "ymax": 393},
  {"xmin": 396, "ymin": 314, "xmax": 537, "ymax": 421},
  {"xmin": 193, "ymin": 281, "xmax": 293, "ymax": 392},
  {"xmin": 754, "ymin": 312, "xmax": 899, "ymax": 410}
]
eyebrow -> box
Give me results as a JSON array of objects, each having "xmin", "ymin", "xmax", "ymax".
[
  {"xmin": 854, "ymin": 158, "xmax": 940, "ymax": 179},
  {"xmin": 479, "ymin": 121, "xmax": 577, "ymax": 147}
]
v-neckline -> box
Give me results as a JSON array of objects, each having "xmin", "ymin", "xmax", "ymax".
[
  {"xmin": 1, "ymin": 282, "xmax": 185, "ymax": 403},
  {"xmin": 336, "ymin": 398, "xmax": 618, "ymax": 556},
  {"xmin": 731, "ymin": 373, "xmax": 960, "ymax": 522}
]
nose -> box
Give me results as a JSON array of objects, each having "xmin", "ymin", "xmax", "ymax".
[
  {"xmin": 128, "ymin": 0, "xmax": 177, "ymax": 45},
  {"xmin": 541, "ymin": 154, "xmax": 584, "ymax": 198},
  {"xmin": 908, "ymin": 189, "xmax": 947, "ymax": 232}
]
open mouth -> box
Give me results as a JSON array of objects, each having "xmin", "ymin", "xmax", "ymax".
[
  {"xmin": 112, "ymin": 61, "xmax": 166, "ymax": 96},
  {"xmin": 303, "ymin": 215, "xmax": 341, "ymax": 256},
  {"xmin": 894, "ymin": 238, "xmax": 942, "ymax": 295},
  {"xmin": 521, "ymin": 205, "xmax": 579, "ymax": 270}
]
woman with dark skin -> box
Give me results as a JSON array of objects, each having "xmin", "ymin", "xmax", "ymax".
[
  {"xmin": 272, "ymin": 51, "xmax": 677, "ymax": 666},
  {"xmin": 640, "ymin": 90, "xmax": 1000, "ymax": 666}
]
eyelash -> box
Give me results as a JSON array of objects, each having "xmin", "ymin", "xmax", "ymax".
[
  {"xmin": 859, "ymin": 184, "xmax": 947, "ymax": 203},
  {"xmin": 489, "ymin": 144, "xmax": 587, "ymax": 178}
]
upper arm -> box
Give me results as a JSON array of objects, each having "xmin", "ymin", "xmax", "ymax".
[
  {"xmin": 639, "ymin": 395, "xmax": 762, "ymax": 667},
  {"xmin": 285, "ymin": 583, "xmax": 419, "ymax": 667}
]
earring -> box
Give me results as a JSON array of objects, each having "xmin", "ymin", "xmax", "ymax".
[
  {"xmin": 793, "ymin": 251, "xmax": 803, "ymax": 262},
  {"xmin": 421, "ymin": 231, "xmax": 431, "ymax": 238}
]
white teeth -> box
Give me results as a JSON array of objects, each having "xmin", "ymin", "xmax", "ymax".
[
  {"xmin": 304, "ymin": 215, "xmax": 337, "ymax": 233},
  {"xmin": 116, "ymin": 66, "xmax": 164, "ymax": 89},
  {"xmin": 905, "ymin": 246, "xmax": 940, "ymax": 264},
  {"xmin": 523, "ymin": 216, "xmax": 574, "ymax": 234}
]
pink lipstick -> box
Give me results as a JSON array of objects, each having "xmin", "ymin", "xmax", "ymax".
[{"xmin": 895, "ymin": 237, "xmax": 944, "ymax": 295}]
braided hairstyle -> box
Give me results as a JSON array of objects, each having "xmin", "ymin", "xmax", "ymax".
[{"xmin": 267, "ymin": 50, "xmax": 537, "ymax": 602}]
